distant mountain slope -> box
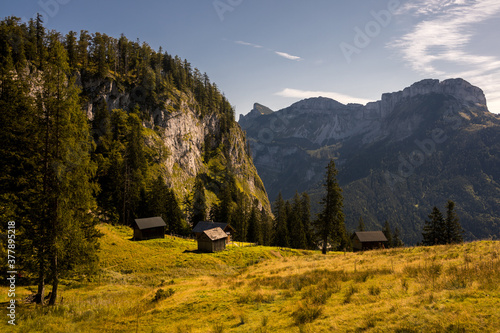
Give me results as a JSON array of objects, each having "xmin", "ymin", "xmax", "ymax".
[{"xmin": 239, "ymin": 79, "xmax": 500, "ymax": 244}]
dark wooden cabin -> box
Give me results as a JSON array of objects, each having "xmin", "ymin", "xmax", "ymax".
[
  {"xmin": 133, "ymin": 217, "xmax": 166, "ymax": 240},
  {"xmin": 352, "ymin": 231, "xmax": 388, "ymax": 251},
  {"xmin": 197, "ymin": 227, "xmax": 228, "ymax": 253},
  {"xmin": 192, "ymin": 221, "xmax": 235, "ymax": 243}
]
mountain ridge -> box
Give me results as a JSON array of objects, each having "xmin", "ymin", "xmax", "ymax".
[{"xmin": 239, "ymin": 78, "xmax": 500, "ymax": 244}]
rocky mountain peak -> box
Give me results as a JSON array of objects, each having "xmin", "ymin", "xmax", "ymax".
[{"xmin": 239, "ymin": 103, "xmax": 274, "ymax": 126}]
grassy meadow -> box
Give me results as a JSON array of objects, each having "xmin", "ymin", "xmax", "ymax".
[{"xmin": 2, "ymin": 224, "xmax": 500, "ymax": 332}]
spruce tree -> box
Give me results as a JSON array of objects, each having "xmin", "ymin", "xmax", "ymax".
[
  {"xmin": 191, "ymin": 177, "xmax": 207, "ymax": 227},
  {"xmin": 247, "ymin": 199, "xmax": 262, "ymax": 245},
  {"xmin": 301, "ymin": 192, "xmax": 314, "ymax": 249},
  {"xmin": 445, "ymin": 200, "xmax": 464, "ymax": 244},
  {"xmin": 273, "ymin": 192, "xmax": 289, "ymax": 248},
  {"xmin": 393, "ymin": 226, "xmax": 404, "ymax": 248},
  {"xmin": 357, "ymin": 217, "xmax": 365, "ymax": 231},
  {"xmin": 32, "ymin": 33, "xmax": 99, "ymax": 305},
  {"xmin": 314, "ymin": 159, "xmax": 348, "ymax": 254},
  {"xmin": 382, "ymin": 221, "xmax": 393, "ymax": 248},
  {"xmin": 289, "ymin": 191, "xmax": 307, "ymax": 249},
  {"xmin": 422, "ymin": 206, "xmax": 445, "ymax": 246}
]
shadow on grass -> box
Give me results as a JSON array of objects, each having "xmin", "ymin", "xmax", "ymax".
[{"xmin": 183, "ymin": 249, "xmax": 204, "ymax": 254}]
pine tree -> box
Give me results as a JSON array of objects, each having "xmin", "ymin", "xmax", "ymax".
[
  {"xmin": 382, "ymin": 221, "xmax": 393, "ymax": 248},
  {"xmin": 392, "ymin": 226, "xmax": 404, "ymax": 248},
  {"xmin": 30, "ymin": 32, "xmax": 100, "ymax": 305},
  {"xmin": 273, "ymin": 192, "xmax": 289, "ymax": 248},
  {"xmin": 357, "ymin": 217, "xmax": 365, "ymax": 231},
  {"xmin": 191, "ymin": 177, "xmax": 207, "ymax": 227},
  {"xmin": 444, "ymin": 200, "xmax": 463, "ymax": 244},
  {"xmin": 260, "ymin": 208, "xmax": 273, "ymax": 246},
  {"xmin": 301, "ymin": 192, "xmax": 314, "ymax": 249},
  {"xmin": 247, "ymin": 199, "xmax": 262, "ymax": 245},
  {"xmin": 314, "ymin": 160, "xmax": 349, "ymax": 254},
  {"xmin": 422, "ymin": 206, "xmax": 445, "ymax": 246},
  {"xmin": 289, "ymin": 191, "xmax": 307, "ymax": 249},
  {"xmin": 145, "ymin": 176, "xmax": 187, "ymax": 235}
]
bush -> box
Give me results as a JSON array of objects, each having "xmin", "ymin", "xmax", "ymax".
[{"xmin": 153, "ymin": 288, "xmax": 175, "ymax": 302}]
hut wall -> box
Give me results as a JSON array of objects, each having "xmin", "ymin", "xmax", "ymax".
[
  {"xmin": 134, "ymin": 226, "xmax": 164, "ymax": 240},
  {"xmin": 353, "ymin": 238, "xmax": 362, "ymax": 251}
]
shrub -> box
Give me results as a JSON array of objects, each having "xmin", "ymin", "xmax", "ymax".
[{"xmin": 152, "ymin": 288, "xmax": 175, "ymax": 302}]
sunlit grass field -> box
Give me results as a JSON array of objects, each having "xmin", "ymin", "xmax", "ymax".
[{"xmin": 2, "ymin": 224, "xmax": 499, "ymax": 332}]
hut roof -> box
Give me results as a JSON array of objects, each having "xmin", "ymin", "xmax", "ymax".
[
  {"xmin": 193, "ymin": 221, "xmax": 234, "ymax": 233},
  {"xmin": 202, "ymin": 227, "xmax": 228, "ymax": 241},
  {"xmin": 353, "ymin": 231, "xmax": 388, "ymax": 242},
  {"xmin": 134, "ymin": 217, "xmax": 166, "ymax": 230}
]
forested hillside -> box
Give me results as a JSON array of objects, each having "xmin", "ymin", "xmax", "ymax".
[{"xmin": 0, "ymin": 15, "xmax": 271, "ymax": 303}]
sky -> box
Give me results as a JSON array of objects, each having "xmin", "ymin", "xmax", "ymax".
[{"xmin": 2, "ymin": 0, "xmax": 500, "ymax": 117}]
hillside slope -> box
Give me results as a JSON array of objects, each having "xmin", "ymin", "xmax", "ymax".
[
  {"xmin": 240, "ymin": 79, "xmax": 500, "ymax": 244},
  {"xmin": 4, "ymin": 224, "xmax": 499, "ymax": 332}
]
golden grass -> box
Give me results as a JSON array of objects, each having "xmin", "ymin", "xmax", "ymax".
[{"xmin": 2, "ymin": 224, "xmax": 499, "ymax": 332}]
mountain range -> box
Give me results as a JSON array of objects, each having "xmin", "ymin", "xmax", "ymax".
[{"xmin": 239, "ymin": 79, "xmax": 500, "ymax": 244}]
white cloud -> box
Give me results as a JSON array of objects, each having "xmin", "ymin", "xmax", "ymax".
[
  {"xmin": 234, "ymin": 40, "xmax": 303, "ymax": 61},
  {"xmin": 391, "ymin": 0, "xmax": 500, "ymax": 112},
  {"xmin": 274, "ymin": 51, "xmax": 303, "ymax": 61},
  {"xmin": 275, "ymin": 88, "xmax": 371, "ymax": 105},
  {"xmin": 235, "ymin": 40, "xmax": 263, "ymax": 48}
]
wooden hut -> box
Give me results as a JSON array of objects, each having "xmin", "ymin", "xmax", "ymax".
[
  {"xmin": 133, "ymin": 217, "xmax": 166, "ymax": 240},
  {"xmin": 192, "ymin": 221, "xmax": 235, "ymax": 244},
  {"xmin": 197, "ymin": 227, "xmax": 228, "ymax": 253},
  {"xmin": 352, "ymin": 231, "xmax": 388, "ymax": 251}
]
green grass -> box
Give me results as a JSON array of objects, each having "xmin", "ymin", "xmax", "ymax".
[{"xmin": 2, "ymin": 224, "xmax": 500, "ymax": 332}]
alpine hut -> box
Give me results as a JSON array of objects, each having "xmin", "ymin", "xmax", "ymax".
[
  {"xmin": 351, "ymin": 231, "xmax": 388, "ymax": 251},
  {"xmin": 192, "ymin": 221, "xmax": 235, "ymax": 243},
  {"xmin": 197, "ymin": 227, "xmax": 228, "ymax": 253},
  {"xmin": 133, "ymin": 217, "xmax": 166, "ymax": 240}
]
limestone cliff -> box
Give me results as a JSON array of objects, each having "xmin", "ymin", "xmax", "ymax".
[{"xmin": 82, "ymin": 76, "xmax": 270, "ymax": 213}]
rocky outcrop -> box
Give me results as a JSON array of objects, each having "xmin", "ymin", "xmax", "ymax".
[{"xmin": 81, "ymin": 76, "xmax": 270, "ymax": 212}]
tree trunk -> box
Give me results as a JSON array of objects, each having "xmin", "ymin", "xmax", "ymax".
[
  {"xmin": 36, "ymin": 262, "xmax": 45, "ymax": 304},
  {"xmin": 48, "ymin": 254, "xmax": 58, "ymax": 305}
]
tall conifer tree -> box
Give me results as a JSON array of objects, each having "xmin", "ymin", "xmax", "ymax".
[
  {"xmin": 314, "ymin": 160, "xmax": 348, "ymax": 254},
  {"xmin": 445, "ymin": 200, "xmax": 463, "ymax": 244}
]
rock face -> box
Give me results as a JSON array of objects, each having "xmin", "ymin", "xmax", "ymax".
[
  {"xmin": 239, "ymin": 78, "xmax": 500, "ymax": 244},
  {"xmin": 82, "ymin": 77, "xmax": 270, "ymax": 212}
]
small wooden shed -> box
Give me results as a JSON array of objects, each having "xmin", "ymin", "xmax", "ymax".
[
  {"xmin": 352, "ymin": 231, "xmax": 388, "ymax": 251},
  {"xmin": 133, "ymin": 217, "xmax": 166, "ymax": 240},
  {"xmin": 192, "ymin": 221, "xmax": 235, "ymax": 244},
  {"xmin": 197, "ymin": 227, "xmax": 228, "ymax": 253}
]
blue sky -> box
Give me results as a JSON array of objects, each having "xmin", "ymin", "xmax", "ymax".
[{"xmin": 2, "ymin": 0, "xmax": 500, "ymax": 116}]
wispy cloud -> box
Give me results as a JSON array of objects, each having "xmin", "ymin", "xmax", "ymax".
[
  {"xmin": 390, "ymin": 0, "xmax": 500, "ymax": 112},
  {"xmin": 275, "ymin": 88, "xmax": 371, "ymax": 105},
  {"xmin": 274, "ymin": 51, "xmax": 302, "ymax": 61},
  {"xmin": 234, "ymin": 40, "xmax": 303, "ymax": 61},
  {"xmin": 235, "ymin": 40, "xmax": 263, "ymax": 48}
]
